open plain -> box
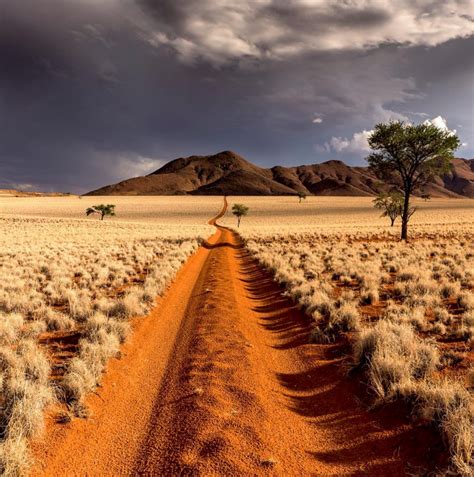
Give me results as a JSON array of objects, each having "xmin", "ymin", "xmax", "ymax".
[{"xmin": 0, "ymin": 196, "xmax": 472, "ymax": 475}]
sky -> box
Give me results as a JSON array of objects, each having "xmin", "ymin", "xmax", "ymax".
[{"xmin": 0, "ymin": 0, "xmax": 473, "ymax": 193}]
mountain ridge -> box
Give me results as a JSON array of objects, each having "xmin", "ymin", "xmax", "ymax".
[{"xmin": 86, "ymin": 150, "xmax": 474, "ymax": 198}]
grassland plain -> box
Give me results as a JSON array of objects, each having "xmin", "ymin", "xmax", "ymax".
[
  {"xmin": 0, "ymin": 196, "xmax": 221, "ymax": 224},
  {"xmin": 224, "ymin": 196, "xmax": 474, "ymax": 474},
  {"xmin": 32, "ymin": 197, "xmax": 451, "ymax": 476},
  {"xmin": 0, "ymin": 196, "xmax": 219, "ymax": 475},
  {"xmin": 1, "ymin": 195, "xmax": 473, "ymax": 475},
  {"xmin": 219, "ymin": 196, "xmax": 474, "ymax": 232}
]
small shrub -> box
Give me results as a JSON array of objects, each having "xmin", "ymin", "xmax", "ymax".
[
  {"xmin": 0, "ymin": 437, "xmax": 31, "ymax": 477},
  {"xmin": 457, "ymin": 292, "xmax": 474, "ymax": 312},
  {"xmin": 353, "ymin": 321, "xmax": 439, "ymax": 399}
]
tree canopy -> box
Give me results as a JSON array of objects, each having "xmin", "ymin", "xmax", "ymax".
[
  {"xmin": 86, "ymin": 204, "xmax": 116, "ymax": 220},
  {"xmin": 367, "ymin": 121, "xmax": 459, "ymax": 189},
  {"xmin": 373, "ymin": 191, "xmax": 405, "ymax": 226},
  {"xmin": 297, "ymin": 191, "xmax": 307, "ymax": 203},
  {"xmin": 232, "ymin": 203, "xmax": 249, "ymax": 227},
  {"xmin": 366, "ymin": 121, "xmax": 460, "ymax": 239}
]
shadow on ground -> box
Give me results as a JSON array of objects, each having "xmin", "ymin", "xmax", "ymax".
[{"xmin": 231, "ymin": 227, "xmax": 443, "ymax": 475}]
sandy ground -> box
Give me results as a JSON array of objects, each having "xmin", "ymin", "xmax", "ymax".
[
  {"xmin": 219, "ymin": 196, "xmax": 474, "ymax": 232},
  {"xmin": 32, "ymin": 198, "xmax": 437, "ymax": 476},
  {"xmin": 0, "ymin": 195, "xmax": 222, "ymax": 225}
]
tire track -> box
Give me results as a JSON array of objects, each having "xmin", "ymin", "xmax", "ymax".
[{"xmin": 33, "ymin": 197, "xmax": 433, "ymax": 476}]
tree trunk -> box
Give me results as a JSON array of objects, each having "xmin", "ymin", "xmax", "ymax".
[
  {"xmin": 101, "ymin": 213, "xmax": 104, "ymax": 221},
  {"xmin": 390, "ymin": 217, "xmax": 395, "ymax": 227},
  {"xmin": 401, "ymin": 186, "xmax": 411, "ymax": 240},
  {"xmin": 237, "ymin": 216, "xmax": 241, "ymax": 228}
]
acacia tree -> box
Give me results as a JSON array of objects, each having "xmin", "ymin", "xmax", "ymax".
[
  {"xmin": 373, "ymin": 191, "xmax": 405, "ymax": 226},
  {"xmin": 232, "ymin": 203, "xmax": 249, "ymax": 228},
  {"xmin": 86, "ymin": 204, "xmax": 116, "ymax": 220},
  {"xmin": 367, "ymin": 121, "xmax": 460, "ymax": 240},
  {"xmin": 297, "ymin": 191, "xmax": 306, "ymax": 203}
]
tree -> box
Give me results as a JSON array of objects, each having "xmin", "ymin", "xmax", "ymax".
[
  {"xmin": 421, "ymin": 193, "xmax": 431, "ymax": 201},
  {"xmin": 86, "ymin": 204, "xmax": 116, "ymax": 220},
  {"xmin": 366, "ymin": 121, "xmax": 460, "ymax": 240},
  {"xmin": 373, "ymin": 191, "xmax": 405, "ymax": 226},
  {"xmin": 297, "ymin": 191, "xmax": 306, "ymax": 203},
  {"xmin": 232, "ymin": 203, "xmax": 249, "ymax": 228}
]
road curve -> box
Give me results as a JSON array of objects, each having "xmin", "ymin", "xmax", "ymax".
[{"xmin": 33, "ymin": 197, "xmax": 431, "ymax": 476}]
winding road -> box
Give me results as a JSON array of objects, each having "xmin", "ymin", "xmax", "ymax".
[{"xmin": 33, "ymin": 197, "xmax": 429, "ymax": 476}]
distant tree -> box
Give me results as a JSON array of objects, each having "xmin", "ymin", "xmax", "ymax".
[
  {"xmin": 232, "ymin": 203, "xmax": 249, "ymax": 228},
  {"xmin": 366, "ymin": 121, "xmax": 460, "ymax": 240},
  {"xmin": 373, "ymin": 191, "xmax": 405, "ymax": 226},
  {"xmin": 86, "ymin": 204, "xmax": 116, "ymax": 220},
  {"xmin": 297, "ymin": 191, "xmax": 306, "ymax": 203},
  {"xmin": 421, "ymin": 193, "xmax": 431, "ymax": 201}
]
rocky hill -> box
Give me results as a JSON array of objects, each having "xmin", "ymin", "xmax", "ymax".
[{"xmin": 86, "ymin": 151, "xmax": 474, "ymax": 197}]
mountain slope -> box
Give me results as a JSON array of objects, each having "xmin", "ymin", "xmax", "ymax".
[{"xmin": 85, "ymin": 152, "xmax": 474, "ymax": 198}]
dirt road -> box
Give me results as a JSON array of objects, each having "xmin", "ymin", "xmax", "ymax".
[{"xmin": 33, "ymin": 198, "xmax": 430, "ymax": 476}]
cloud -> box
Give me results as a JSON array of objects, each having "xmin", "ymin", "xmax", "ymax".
[
  {"xmin": 312, "ymin": 117, "xmax": 323, "ymax": 124},
  {"xmin": 320, "ymin": 129, "xmax": 374, "ymax": 154},
  {"xmin": 0, "ymin": 180, "xmax": 36, "ymax": 192},
  {"xmin": 404, "ymin": 111, "xmax": 429, "ymax": 117},
  {"xmin": 423, "ymin": 115, "xmax": 457, "ymax": 135},
  {"xmin": 114, "ymin": 154, "xmax": 165, "ymax": 179},
  {"xmin": 0, "ymin": 1, "xmax": 472, "ymax": 191},
  {"xmin": 139, "ymin": 0, "xmax": 474, "ymax": 66},
  {"xmin": 258, "ymin": 50, "xmax": 418, "ymax": 132},
  {"xmin": 321, "ymin": 115, "xmax": 459, "ymax": 155},
  {"xmin": 147, "ymin": 29, "xmax": 260, "ymax": 66}
]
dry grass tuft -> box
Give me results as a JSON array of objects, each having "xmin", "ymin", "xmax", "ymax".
[
  {"xmin": 0, "ymin": 342, "xmax": 53, "ymax": 475},
  {"xmin": 0, "ymin": 198, "xmax": 216, "ymax": 472},
  {"xmin": 238, "ymin": 208, "xmax": 473, "ymax": 474}
]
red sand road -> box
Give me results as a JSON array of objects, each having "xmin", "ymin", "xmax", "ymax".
[{"xmin": 32, "ymin": 198, "xmax": 434, "ymax": 476}]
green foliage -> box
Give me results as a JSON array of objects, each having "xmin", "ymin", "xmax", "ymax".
[
  {"xmin": 366, "ymin": 121, "xmax": 460, "ymax": 239},
  {"xmin": 297, "ymin": 191, "xmax": 306, "ymax": 202},
  {"xmin": 232, "ymin": 203, "xmax": 249, "ymax": 227},
  {"xmin": 86, "ymin": 204, "xmax": 116, "ymax": 220},
  {"xmin": 373, "ymin": 191, "xmax": 404, "ymax": 226},
  {"xmin": 367, "ymin": 121, "xmax": 459, "ymax": 187}
]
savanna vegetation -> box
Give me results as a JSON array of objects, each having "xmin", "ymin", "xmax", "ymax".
[
  {"xmin": 232, "ymin": 203, "xmax": 249, "ymax": 228},
  {"xmin": 0, "ymin": 199, "xmax": 215, "ymax": 475},
  {"xmin": 373, "ymin": 191, "xmax": 405, "ymax": 226},
  {"xmin": 240, "ymin": 226, "xmax": 473, "ymax": 474},
  {"xmin": 0, "ymin": 179, "xmax": 472, "ymax": 475},
  {"xmin": 218, "ymin": 118, "xmax": 469, "ymax": 473},
  {"xmin": 367, "ymin": 120, "xmax": 460, "ymax": 240},
  {"xmin": 85, "ymin": 204, "xmax": 116, "ymax": 220},
  {"xmin": 231, "ymin": 195, "xmax": 473, "ymax": 475}
]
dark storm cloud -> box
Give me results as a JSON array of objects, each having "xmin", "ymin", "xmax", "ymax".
[
  {"xmin": 0, "ymin": 1, "xmax": 473, "ymax": 193},
  {"xmin": 138, "ymin": 0, "xmax": 474, "ymax": 62},
  {"xmin": 263, "ymin": 2, "xmax": 391, "ymax": 30}
]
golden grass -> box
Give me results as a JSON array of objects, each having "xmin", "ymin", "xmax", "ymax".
[
  {"xmin": 229, "ymin": 196, "xmax": 474, "ymax": 474},
  {"xmin": 220, "ymin": 196, "xmax": 474, "ymax": 234},
  {"xmin": 0, "ymin": 196, "xmax": 219, "ymax": 475},
  {"xmin": 0, "ymin": 195, "xmax": 221, "ymax": 225},
  {"xmin": 1, "ymin": 195, "xmax": 472, "ymax": 474}
]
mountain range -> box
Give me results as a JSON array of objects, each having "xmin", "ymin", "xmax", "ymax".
[{"xmin": 86, "ymin": 151, "xmax": 474, "ymax": 198}]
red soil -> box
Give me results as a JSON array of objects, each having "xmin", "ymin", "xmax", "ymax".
[{"xmin": 32, "ymin": 198, "xmax": 439, "ymax": 476}]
